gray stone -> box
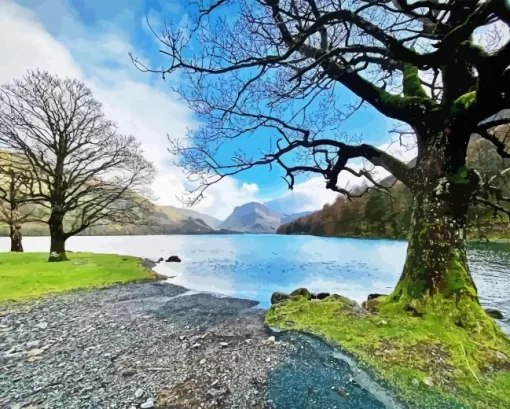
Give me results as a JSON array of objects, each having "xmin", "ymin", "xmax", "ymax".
[
  {"xmin": 316, "ymin": 292, "xmax": 330, "ymax": 300},
  {"xmin": 134, "ymin": 388, "xmax": 144, "ymax": 399},
  {"xmin": 290, "ymin": 288, "xmax": 312, "ymax": 300},
  {"xmin": 485, "ymin": 308, "xmax": 504, "ymax": 320},
  {"xmin": 270, "ymin": 292, "xmax": 290, "ymax": 305},
  {"xmin": 35, "ymin": 322, "xmax": 48, "ymax": 329},
  {"xmin": 140, "ymin": 400, "xmax": 154, "ymax": 408}
]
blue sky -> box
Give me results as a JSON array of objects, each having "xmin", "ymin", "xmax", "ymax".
[{"xmin": 1, "ymin": 0, "xmax": 414, "ymax": 219}]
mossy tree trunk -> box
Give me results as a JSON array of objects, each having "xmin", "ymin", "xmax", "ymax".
[
  {"xmin": 48, "ymin": 210, "xmax": 68, "ymax": 262},
  {"xmin": 391, "ymin": 128, "xmax": 481, "ymax": 306}
]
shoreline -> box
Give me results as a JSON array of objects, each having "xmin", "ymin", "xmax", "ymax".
[{"xmin": 0, "ymin": 279, "xmax": 401, "ymax": 409}]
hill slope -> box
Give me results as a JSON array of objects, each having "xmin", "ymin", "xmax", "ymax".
[
  {"xmin": 218, "ymin": 202, "xmax": 314, "ymax": 233},
  {"xmin": 169, "ymin": 206, "xmax": 222, "ymax": 229}
]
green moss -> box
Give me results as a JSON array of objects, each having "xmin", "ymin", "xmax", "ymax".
[
  {"xmin": 266, "ymin": 294, "xmax": 510, "ymax": 409},
  {"xmin": 442, "ymin": 249, "xmax": 477, "ymax": 298},
  {"xmin": 449, "ymin": 166, "xmax": 470, "ymax": 185},
  {"xmin": 0, "ymin": 252, "xmax": 161, "ymax": 302},
  {"xmin": 452, "ymin": 91, "xmax": 477, "ymax": 114},
  {"xmin": 403, "ymin": 64, "xmax": 428, "ymax": 98}
]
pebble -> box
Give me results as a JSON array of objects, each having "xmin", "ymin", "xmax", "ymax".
[
  {"xmin": 26, "ymin": 340, "xmax": 41, "ymax": 348},
  {"xmin": 27, "ymin": 348, "xmax": 45, "ymax": 358},
  {"xmin": 134, "ymin": 388, "xmax": 144, "ymax": 399},
  {"xmin": 267, "ymin": 336, "xmax": 276, "ymax": 343},
  {"xmin": 412, "ymin": 378, "xmax": 420, "ymax": 387},
  {"xmin": 122, "ymin": 369, "xmax": 137, "ymax": 377},
  {"xmin": 35, "ymin": 322, "xmax": 48, "ymax": 329},
  {"xmin": 140, "ymin": 400, "xmax": 154, "ymax": 408},
  {"xmin": 423, "ymin": 377, "xmax": 433, "ymax": 387}
]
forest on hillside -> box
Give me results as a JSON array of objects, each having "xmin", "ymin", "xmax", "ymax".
[{"xmin": 278, "ymin": 136, "xmax": 510, "ymax": 241}]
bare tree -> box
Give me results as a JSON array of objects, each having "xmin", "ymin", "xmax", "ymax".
[
  {"xmin": 137, "ymin": 0, "xmax": 510, "ymax": 320},
  {"xmin": 0, "ymin": 156, "xmax": 42, "ymax": 252},
  {"xmin": 0, "ymin": 70, "xmax": 155, "ymax": 262}
]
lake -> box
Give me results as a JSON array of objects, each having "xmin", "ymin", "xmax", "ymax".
[{"xmin": 2, "ymin": 234, "xmax": 509, "ymax": 331}]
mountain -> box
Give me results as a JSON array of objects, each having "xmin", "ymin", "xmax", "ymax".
[
  {"xmin": 169, "ymin": 206, "xmax": 222, "ymax": 229},
  {"xmin": 0, "ymin": 203, "xmax": 215, "ymax": 237},
  {"xmin": 218, "ymin": 202, "xmax": 315, "ymax": 233}
]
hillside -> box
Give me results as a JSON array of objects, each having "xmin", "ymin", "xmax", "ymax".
[
  {"xmin": 169, "ymin": 206, "xmax": 222, "ymax": 229},
  {"xmin": 0, "ymin": 203, "xmax": 215, "ymax": 237},
  {"xmin": 218, "ymin": 202, "xmax": 314, "ymax": 233},
  {"xmin": 278, "ymin": 137, "xmax": 510, "ymax": 241}
]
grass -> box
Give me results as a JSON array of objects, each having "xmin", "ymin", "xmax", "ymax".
[
  {"xmin": 0, "ymin": 252, "xmax": 159, "ymax": 302},
  {"xmin": 266, "ymin": 294, "xmax": 510, "ymax": 409}
]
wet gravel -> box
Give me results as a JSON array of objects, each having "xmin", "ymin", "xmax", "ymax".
[{"xmin": 0, "ymin": 282, "xmax": 289, "ymax": 409}]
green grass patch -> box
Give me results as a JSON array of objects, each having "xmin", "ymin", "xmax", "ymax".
[
  {"xmin": 0, "ymin": 252, "xmax": 159, "ymax": 302},
  {"xmin": 266, "ymin": 295, "xmax": 510, "ymax": 409}
]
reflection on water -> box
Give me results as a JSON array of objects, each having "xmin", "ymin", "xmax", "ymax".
[{"xmin": 2, "ymin": 235, "xmax": 509, "ymax": 331}]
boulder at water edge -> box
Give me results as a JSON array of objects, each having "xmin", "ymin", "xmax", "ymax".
[
  {"xmin": 271, "ymin": 292, "xmax": 290, "ymax": 305},
  {"xmin": 290, "ymin": 288, "xmax": 312, "ymax": 300},
  {"xmin": 166, "ymin": 255, "xmax": 182, "ymax": 263}
]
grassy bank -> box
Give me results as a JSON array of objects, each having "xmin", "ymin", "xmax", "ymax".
[
  {"xmin": 0, "ymin": 252, "xmax": 159, "ymax": 302},
  {"xmin": 266, "ymin": 294, "xmax": 510, "ymax": 409}
]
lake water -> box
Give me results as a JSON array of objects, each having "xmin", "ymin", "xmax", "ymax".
[{"xmin": 3, "ymin": 234, "xmax": 509, "ymax": 331}]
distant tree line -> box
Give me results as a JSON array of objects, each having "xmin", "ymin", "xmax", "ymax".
[
  {"xmin": 0, "ymin": 70, "xmax": 155, "ymax": 261},
  {"xmin": 279, "ymin": 136, "xmax": 510, "ymax": 241}
]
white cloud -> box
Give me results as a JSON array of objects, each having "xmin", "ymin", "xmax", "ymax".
[
  {"xmin": 0, "ymin": 0, "xmax": 419, "ymax": 222},
  {"xmin": 0, "ymin": 0, "xmax": 263, "ymax": 221}
]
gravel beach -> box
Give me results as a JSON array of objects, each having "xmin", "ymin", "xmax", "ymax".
[
  {"xmin": 0, "ymin": 280, "xmax": 290, "ymax": 409},
  {"xmin": 0, "ymin": 272, "xmax": 395, "ymax": 409}
]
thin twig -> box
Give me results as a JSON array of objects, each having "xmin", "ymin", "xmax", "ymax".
[{"xmin": 459, "ymin": 342, "xmax": 482, "ymax": 386}]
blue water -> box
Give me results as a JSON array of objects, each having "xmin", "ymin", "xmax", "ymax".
[{"xmin": 10, "ymin": 235, "xmax": 510, "ymax": 329}]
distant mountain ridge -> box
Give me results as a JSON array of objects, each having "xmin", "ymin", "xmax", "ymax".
[
  {"xmin": 169, "ymin": 206, "xmax": 222, "ymax": 229},
  {"xmin": 218, "ymin": 202, "xmax": 315, "ymax": 233}
]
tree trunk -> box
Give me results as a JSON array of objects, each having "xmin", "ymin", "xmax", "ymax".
[
  {"xmin": 48, "ymin": 211, "xmax": 68, "ymax": 262},
  {"xmin": 10, "ymin": 225, "xmax": 23, "ymax": 252},
  {"xmin": 389, "ymin": 129, "xmax": 483, "ymax": 323}
]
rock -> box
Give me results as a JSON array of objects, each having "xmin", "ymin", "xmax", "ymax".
[
  {"xmin": 191, "ymin": 343, "xmax": 201, "ymax": 349},
  {"xmin": 423, "ymin": 377, "xmax": 433, "ymax": 387},
  {"xmin": 329, "ymin": 294, "xmax": 359, "ymax": 307},
  {"xmin": 270, "ymin": 292, "xmax": 290, "ymax": 305},
  {"xmin": 219, "ymin": 342, "xmax": 230, "ymax": 348},
  {"xmin": 290, "ymin": 288, "xmax": 312, "ymax": 300},
  {"xmin": 265, "ymin": 357, "xmax": 270, "ymax": 362},
  {"xmin": 27, "ymin": 348, "xmax": 45, "ymax": 358},
  {"xmin": 485, "ymin": 308, "xmax": 504, "ymax": 320},
  {"xmin": 496, "ymin": 351, "xmax": 507, "ymax": 360},
  {"xmin": 364, "ymin": 297, "xmax": 383, "ymax": 312},
  {"xmin": 121, "ymin": 369, "xmax": 136, "ymax": 377},
  {"xmin": 310, "ymin": 293, "xmax": 318, "ymax": 299},
  {"xmin": 367, "ymin": 293, "xmax": 387, "ymax": 301},
  {"xmin": 35, "ymin": 322, "xmax": 48, "ymax": 329},
  {"xmin": 141, "ymin": 400, "xmax": 154, "ymax": 409},
  {"xmin": 26, "ymin": 340, "xmax": 41, "ymax": 348},
  {"xmin": 267, "ymin": 336, "xmax": 276, "ymax": 344},
  {"xmin": 134, "ymin": 388, "xmax": 144, "ymax": 399},
  {"xmin": 317, "ymin": 292, "xmax": 330, "ymax": 300},
  {"xmin": 411, "ymin": 378, "xmax": 419, "ymax": 387},
  {"xmin": 200, "ymin": 358, "xmax": 206, "ymax": 365},
  {"xmin": 166, "ymin": 255, "xmax": 182, "ymax": 263}
]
